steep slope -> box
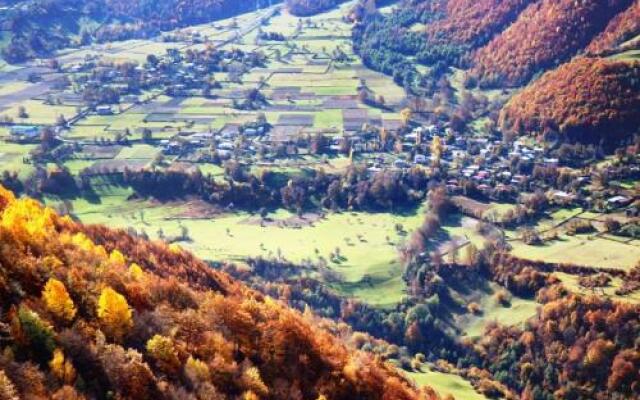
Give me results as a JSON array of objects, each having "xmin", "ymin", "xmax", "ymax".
[
  {"xmin": 471, "ymin": 0, "xmax": 634, "ymax": 87},
  {"xmin": 498, "ymin": 57, "xmax": 640, "ymax": 146},
  {"xmin": 586, "ymin": 0, "xmax": 640, "ymax": 55},
  {"xmin": 0, "ymin": 185, "xmax": 431, "ymax": 400},
  {"xmin": 423, "ymin": 0, "xmax": 530, "ymax": 49}
]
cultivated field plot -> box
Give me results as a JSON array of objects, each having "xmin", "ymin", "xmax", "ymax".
[
  {"xmin": 0, "ymin": 143, "xmax": 36, "ymax": 179},
  {"xmin": 1, "ymin": 99, "xmax": 78, "ymax": 125}
]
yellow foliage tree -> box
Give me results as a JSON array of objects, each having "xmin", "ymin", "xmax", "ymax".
[
  {"xmin": 400, "ymin": 108, "xmax": 413, "ymax": 127},
  {"xmin": 243, "ymin": 391, "xmax": 260, "ymax": 400},
  {"xmin": 70, "ymin": 232, "xmax": 107, "ymax": 258},
  {"xmin": 42, "ymin": 278, "xmax": 77, "ymax": 322},
  {"xmin": 0, "ymin": 370, "xmax": 18, "ymax": 400},
  {"xmin": 49, "ymin": 348, "xmax": 76, "ymax": 384},
  {"xmin": 109, "ymin": 250, "xmax": 126, "ymax": 266},
  {"xmin": 242, "ymin": 366, "xmax": 268, "ymax": 396},
  {"xmin": 146, "ymin": 335, "xmax": 180, "ymax": 373},
  {"xmin": 168, "ymin": 243, "xmax": 182, "ymax": 254},
  {"xmin": 129, "ymin": 263, "xmax": 144, "ymax": 280},
  {"xmin": 430, "ymin": 136, "xmax": 443, "ymax": 165},
  {"xmin": 0, "ymin": 198, "xmax": 56, "ymax": 243},
  {"xmin": 185, "ymin": 356, "xmax": 210, "ymax": 386},
  {"xmin": 97, "ymin": 287, "xmax": 133, "ymax": 341}
]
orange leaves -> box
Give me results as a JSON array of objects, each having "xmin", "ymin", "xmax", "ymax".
[
  {"xmin": 42, "ymin": 278, "xmax": 77, "ymax": 322},
  {"xmin": 472, "ymin": 0, "xmax": 634, "ymax": 87},
  {"xmin": 49, "ymin": 348, "xmax": 77, "ymax": 384},
  {"xmin": 585, "ymin": 339, "xmax": 616, "ymax": 367},
  {"xmin": 587, "ymin": 1, "xmax": 640, "ymax": 54},
  {"xmin": 0, "ymin": 185, "xmax": 15, "ymax": 211},
  {"xmin": 146, "ymin": 335, "xmax": 181, "ymax": 374},
  {"xmin": 0, "ymin": 370, "xmax": 19, "ymax": 400},
  {"xmin": 424, "ymin": 0, "xmax": 530, "ymax": 48},
  {"xmin": 0, "ymin": 185, "xmax": 428, "ymax": 400},
  {"xmin": 499, "ymin": 57, "xmax": 640, "ymax": 145}
]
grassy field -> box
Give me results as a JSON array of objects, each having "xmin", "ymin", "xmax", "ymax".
[
  {"xmin": 2, "ymin": 100, "xmax": 78, "ymax": 125},
  {"xmin": 0, "ymin": 81, "xmax": 30, "ymax": 96},
  {"xmin": 462, "ymin": 294, "xmax": 539, "ymax": 337},
  {"xmin": 0, "ymin": 143, "xmax": 37, "ymax": 179},
  {"xmin": 406, "ymin": 367, "xmax": 489, "ymax": 400},
  {"xmin": 52, "ymin": 187, "xmax": 425, "ymax": 306},
  {"xmin": 510, "ymin": 234, "xmax": 640, "ymax": 271}
]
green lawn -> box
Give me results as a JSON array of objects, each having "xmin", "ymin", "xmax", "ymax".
[
  {"xmin": 49, "ymin": 189, "xmax": 426, "ymax": 306},
  {"xmin": 115, "ymin": 144, "xmax": 159, "ymax": 160},
  {"xmin": 0, "ymin": 143, "xmax": 37, "ymax": 179},
  {"xmin": 510, "ymin": 234, "xmax": 640, "ymax": 271},
  {"xmin": 405, "ymin": 367, "xmax": 489, "ymax": 400},
  {"xmin": 2, "ymin": 100, "xmax": 78, "ymax": 125},
  {"xmin": 462, "ymin": 294, "xmax": 539, "ymax": 337}
]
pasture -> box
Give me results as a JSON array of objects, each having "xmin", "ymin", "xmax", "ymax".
[
  {"xmin": 49, "ymin": 185, "xmax": 425, "ymax": 307},
  {"xmin": 406, "ymin": 367, "xmax": 489, "ymax": 400}
]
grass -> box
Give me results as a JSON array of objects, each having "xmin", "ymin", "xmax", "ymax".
[
  {"xmin": 313, "ymin": 109, "xmax": 343, "ymax": 129},
  {"xmin": 2, "ymin": 100, "xmax": 78, "ymax": 125},
  {"xmin": 405, "ymin": 367, "xmax": 489, "ymax": 400},
  {"xmin": 0, "ymin": 81, "xmax": 30, "ymax": 96},
  {"xmin": 462, "ymin": 293, "xmax": 539, "ymax": 337},
  {"xmin": 65, "ymin": 125, "xmax": 110, "ymax": 140},
  {"xmin": 63, "ymin": 159, "xmax": 96, "ymax": 174},
  {"xmin": 196, "ymin": 163, "xmax": 225, "ymax": 177},
  {"xmin": 0, "ymin": 143, "xmax": 37, "ymax": 179},
  {"xmin": 510, "ymin": 234, "xmax": 640, "ymax": 271},
  {"xmin": 115, "ymin": 144, "xmax": 159, "ymax": 160},
  {"xmin": 53, "ymin": 190, "xmax": 425, "ymax": 306}
]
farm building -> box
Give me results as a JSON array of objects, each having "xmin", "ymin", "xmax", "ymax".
[
  {"xmin": 607, "ymin": 196, "xmax": 632, "ymax": 208},
  {"xmin": 9, "ymin": 125, "xmax": 40, "ymax": 142},
  {"xmin": 96, "ymin": 105, "xmax": 113, "ymax": 115}
]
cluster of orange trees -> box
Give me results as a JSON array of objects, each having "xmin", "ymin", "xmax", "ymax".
[
  {"xmin": 423, "ymin": 0, "xmax": 529, "ymax": 49},
  {"xmin": 471, "ymin": 0, "xmax": 634, "ymax": 87},
  {"xmin": 587, "ymin": 0, "xmax": 640, "ymax": 55},
  {"xmin": 498, "ymin": 58, "xmax": 640, "ymax": 146},
  {"xmin": 475, "ymin": 286, "xmax": 640, "ymax": 399},
  {"xmin": 0, "ymin": 185, "xmax": 435, "ymax": 400}
]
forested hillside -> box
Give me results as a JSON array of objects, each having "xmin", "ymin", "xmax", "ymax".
[
  {"xmin": 0, "ymin": 0, "xmax": 278, "ymax": 63},
  {"xmin": 0, "ymin": 185, "xmax": 431, "ymax": 400},
  {"xmin": 471, "ymin": 0, "xmax": 635, "ymax": 87},
  {"xmin": 586, "ymin": 0, "xmax": 640, "ymax": 55},
  {"xmin": 422, "ymin": 0, "xmax": 529, "ymax": 51},
  {"xmin": 498, "ymin": 58, "xmax": 640, "ymax": 146}
]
